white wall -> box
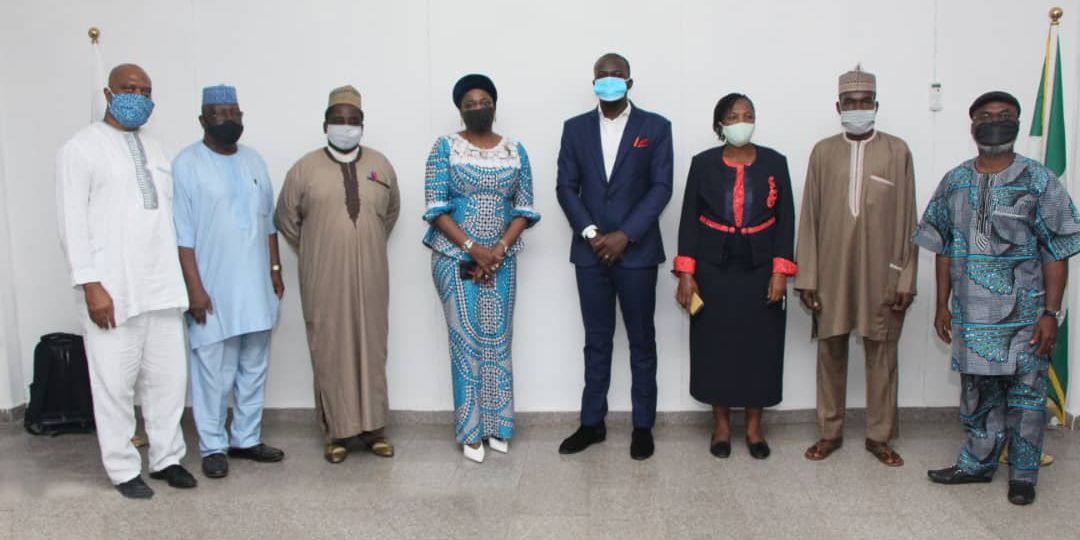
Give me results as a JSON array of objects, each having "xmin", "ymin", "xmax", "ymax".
[
  {"xmin": 0, "ymin": 76, "xmax": 26, "ymax": 410},
  {"xmin": 1, "ymin": 0, "xmax": 1077, "ymax": 414}
]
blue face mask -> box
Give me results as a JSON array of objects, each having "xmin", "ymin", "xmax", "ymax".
[
  {"xmin": 593, "ymin": 77, "xmax": 628, "ymax": 102},
  {"xmin": 107, "ymin": 91, "xmax": 155, "ymax": 129}
]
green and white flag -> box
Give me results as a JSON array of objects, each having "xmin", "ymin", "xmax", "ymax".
[{"xmin": 1028, "ymin": 17, "xmax": 1069, "ymax": 425}]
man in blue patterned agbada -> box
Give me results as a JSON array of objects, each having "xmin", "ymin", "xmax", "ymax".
[{"xmin": 913, "ymin": 91, "xmax": 1080, "ymax": 506}]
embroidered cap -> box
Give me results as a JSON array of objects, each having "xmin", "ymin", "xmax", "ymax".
[
  {"xmin": 838, "ymin": 64, "xmax": 876, "ymax": 95},
  {"xmin": 328, "ymin": 85, "xmax": 362, "ymax": 110},
  {"xmin": 202, "ymin": 84, "xmax": 238, "ymax": 106}
]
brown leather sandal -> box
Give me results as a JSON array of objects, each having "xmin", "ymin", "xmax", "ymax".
[
  {"xmin": 804, "ymin": 438, "xmax": 843, "ymax": 461},
  {"xmin": 865, "ymin": 439, "xmax": 904, "ymax": 467}
]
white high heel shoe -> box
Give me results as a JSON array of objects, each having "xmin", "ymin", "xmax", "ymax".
[
  {"xmin": 464, "ymin": 442, "xmax": 485, "ymax": 463},
  {"xmin": 488, "ymin": 437, "xmax": 509, "ymax": 454}
]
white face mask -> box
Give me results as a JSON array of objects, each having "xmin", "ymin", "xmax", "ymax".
[
  {"xmin": 721, "ymin": 122, "xmax": 755, "ymax": 147},
  {"xmin": 840, "ymin": 109, "xmax": 876, "ymax": 136},
  {"xmin": 327, "ymin": 124, "xmax": 363, "ymax": 150}
]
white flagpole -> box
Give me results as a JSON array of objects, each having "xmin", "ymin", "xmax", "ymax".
[{"xmin": 89, "ymin": 27, "xmax": 105, "ymax": 124}]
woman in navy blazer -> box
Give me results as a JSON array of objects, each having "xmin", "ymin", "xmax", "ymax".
[{"xmin": 674, "ymin": 93, "xmax": 798, "ymax": 460}]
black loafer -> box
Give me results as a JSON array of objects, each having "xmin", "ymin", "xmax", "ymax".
[
  {"xmin": 228, "ymin": 443, "xmax": 285, "ymax": 463},
  {"xmin": 202, "ymin": 453, "xmax": 229, "ymax": 479},
  {"xmin": 747, "ymin": 438, "xmax": 771, "ymax": 460},
  {"xmin": 558, "ymin": 423, "xmax": 606, "ymax": 454},
  {"xmin": 149, "ymin": 464, "xmax": 198, "ymax": 489},
  {"xmin": 927, "ymin": 466, "xmax": 992, "ymax": 485},
  {"xmin": 1007, "ymin": 481, "xmax": 1036, "ymax": 505},
  {"xmin": 115, "ymin": 475, "xmax": 154, "ymax": 499},
  {"xmin": 710, "ymin": 440, "xmax": 731, "ymax": 458},
  {"xmin": 630, "ymin": 428, "xmax": 654, "ymax": 461}
]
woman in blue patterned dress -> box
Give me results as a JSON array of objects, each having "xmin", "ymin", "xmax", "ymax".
[{"xmin": 423, "ymin": 74, "xmax": 540, "ymax": 463}]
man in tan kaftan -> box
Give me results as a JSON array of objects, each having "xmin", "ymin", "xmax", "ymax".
[
  {"xmin": 794, "ymin": 66, "xmax": 918, "ymax": 466},
  {"xmin": 275, "ymin": 86, "xmax": 400, "ymax": 463}
]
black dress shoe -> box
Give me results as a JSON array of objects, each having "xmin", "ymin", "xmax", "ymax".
[
  {"xmin": 228, "ymin": 443, "xmax": 285, "ymax": 463},
  {"xmin": 202, "ymin": 453, "xmax": 229, "ymax": 479},
  {"xmin": 149, "ymin": 464, "xmax": 198, "ymax": 489},
  {"xmin": 927, "ymin": 466, "xmax": 992, "ymax": 485},
  {"xmin": 115, "ymin": 475, "xmax": 154, "ymax": 499},
  {"xmin": 1007, "ymin": 481, "xmax": 1036, "ymax": 505},
  {"xmin": 709, "ymin": 440, "xmax": 731, "ymax": 458},
  {"xmin": 747, "ymin": 438, "xmax": 771, "ymax": 460},
  {"xmin": 630, "ymin": 428, "xmax": 654, "ymax": 460},
  {"xmin": 558, "ymin": 423, "xmax": 606, "ymax": 454}
]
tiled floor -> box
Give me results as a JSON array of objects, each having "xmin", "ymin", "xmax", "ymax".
[{"xmin": 1, "ymin": 415, "xmax": 1077, "ymax": 539}]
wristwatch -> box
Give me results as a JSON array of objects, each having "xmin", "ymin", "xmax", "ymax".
[
  {"xmin": 584, "ymin": 228, "xmax": 598, "ymax": 240},
  {"xmin": 462, "ymin": 238, "xmax": 475, "ymax": 252},
  {"xmin": 1042, "ymin": 309, "xmax": 1064, "ymax": 324},
  {"xmin": 271, "ymin": 264, "xmax": 281, "ymax": 273}
]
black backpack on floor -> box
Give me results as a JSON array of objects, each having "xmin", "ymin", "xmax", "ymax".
[{"xmin": 24, "ymin": 333, "xmax": 95, "ymax": 436}]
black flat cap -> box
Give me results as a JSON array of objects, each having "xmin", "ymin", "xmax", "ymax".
[
  {"xmin": 452, "ymin": 74, "xmax": 497, "ymax": 108},
  {"xmin": 969, "ymin": 91, "xmax": 1021, "ymax": 119}
]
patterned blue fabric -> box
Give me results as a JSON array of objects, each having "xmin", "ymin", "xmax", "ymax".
[
  {"xmin": 955, "ymin": 370, "xmax": 1048, "ymax": 484},
  {"xmin": 913, "ymin": 155, "xmax": 1080, "ymax": 375},
  {"xmin": 423, "ymin": 134, "xmax": 540, "ymax": 259},
  {"xmin": 423, "ymin": 133, "xmax": 539, "ymax": 444},
  {"xmin": 122, "ymin": 131, "xmax": 158, "ymax": 210}
]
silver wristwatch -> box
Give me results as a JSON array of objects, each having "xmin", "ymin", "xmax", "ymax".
[
  {"xmin": 1042, "ymin": 309, "xmax": 1065, "ymax": 324},
  {"xmin": 584, "ymin": 228, "xmax": 598, "ymax": 240},
  {"xmin": 461, "ymin": 238, "xmax": 475, "ymax": 252}
]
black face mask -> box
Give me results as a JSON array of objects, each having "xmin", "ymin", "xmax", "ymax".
[
  {"xmin": 973, "ymin": 120, "xmax": 1019, "ymax": 147},
  {"xmin": 462, "ymin": 107, "xmax": 495, "ymax": 132},
  {"xmin": 206, "ymin": 120, "xmax": 244, "ymax": 146}
]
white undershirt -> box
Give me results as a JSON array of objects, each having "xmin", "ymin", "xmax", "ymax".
[
  {"xmin": 327, "ymin": 144, "xmax": 360, "ymax": 163},
  {"xmin": 582, "ymin": 102, "xmax": 633, "ymax": 238}
]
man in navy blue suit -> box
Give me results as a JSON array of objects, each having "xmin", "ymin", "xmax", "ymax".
[{"xmin": 556, "ymin": 53, "xmax": 673, "ymax": 460}]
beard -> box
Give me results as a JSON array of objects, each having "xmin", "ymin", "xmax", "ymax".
[{"xmin": 977, "ymin": 142, "xmax": 1014, "ymax": 156}]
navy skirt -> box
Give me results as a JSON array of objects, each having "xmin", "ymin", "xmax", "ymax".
[{"xmin": 689, "ymin": 253, "xmax": 785, "ymax": 407}]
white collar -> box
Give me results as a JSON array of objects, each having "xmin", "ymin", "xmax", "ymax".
[
  {"xmin": 842, "ymin": 130, "xmax": 877, "ymax": 144},
  {"xmin": 327, "ymin": 144, "xmax": 360, "ymax": 163}
]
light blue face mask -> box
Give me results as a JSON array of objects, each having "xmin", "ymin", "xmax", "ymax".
[
  {"xmin": 593, "ymin": 77, "xmax": 628, "ymax": 102},
  {"xmin": 107, "ymin": 91, "xmax": 155, "ymax": 129}
]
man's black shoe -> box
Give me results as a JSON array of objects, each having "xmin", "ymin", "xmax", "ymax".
[
  {"xmin": 149, "ymin": 464, "xmax": 198, "ymax": 489},
  {"xmin": 202, "ymin": 453, "xmax": 229, "ymax": 479},
  {"xmin": 115, "ymin": 475, "xmax": 154, "ymax": 499},
  {"xmin": 558, "ymin": 423, "xmax": 606, "ymax": 454},
  {"xmin": 1007, "ymin": 481, "xmax": 1036, "ymax": 505},
  {"xmin": 927, "ymin": 466, "xmax": 992, "ymax": 485},
  {"xmin": 228, "ymin": 443, "xmax": 285, "ymax": 463},
  {"xmin": 630, "ymin": 428, "xmax": 654, "ymax": 460}
]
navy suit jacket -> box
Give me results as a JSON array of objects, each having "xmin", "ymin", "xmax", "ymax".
[{"xmin": 555, "ymin": 105, "xmax": 673, "ymax": 268}]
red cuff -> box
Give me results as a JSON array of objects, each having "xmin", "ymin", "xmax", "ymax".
[
  {"xmin": 772, "ymin": 257, "xmax": 798, "ymax": 276},
  {"xmin": 674, "ymin": 256, "xmax": 697, "ymax": 275}
]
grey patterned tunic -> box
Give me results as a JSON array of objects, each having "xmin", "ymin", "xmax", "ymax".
[{"xmin": 912, "ymin": 154, "xmax": 1080, "ymax": 376}]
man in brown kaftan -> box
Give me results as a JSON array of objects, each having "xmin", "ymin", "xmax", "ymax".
[
  {"xmin": 275, "ymin": 86, "xmax": 400, "ymax": 463},
  {"xmin": 795, "ymin": 66, "xmax": 918, "ymax": 466}
]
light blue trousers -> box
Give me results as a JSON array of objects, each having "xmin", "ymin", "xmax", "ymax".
[{"xmin": 190, "ymin": 331, "xmax": 272, "ymax": 457}]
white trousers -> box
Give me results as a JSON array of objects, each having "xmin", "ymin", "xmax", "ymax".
[{"xmin": 82, "ymin": 308, "xmax": 188, "ymax": 484}]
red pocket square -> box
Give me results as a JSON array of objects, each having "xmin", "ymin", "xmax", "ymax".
[{"xmin": 633, "ymin": 137, "xmax": 650, "ymax": 148}]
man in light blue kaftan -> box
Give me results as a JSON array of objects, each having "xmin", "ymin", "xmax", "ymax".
[{"xmin": 173, "ymin": 85, "xmax": 284, "ymax": 479}]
